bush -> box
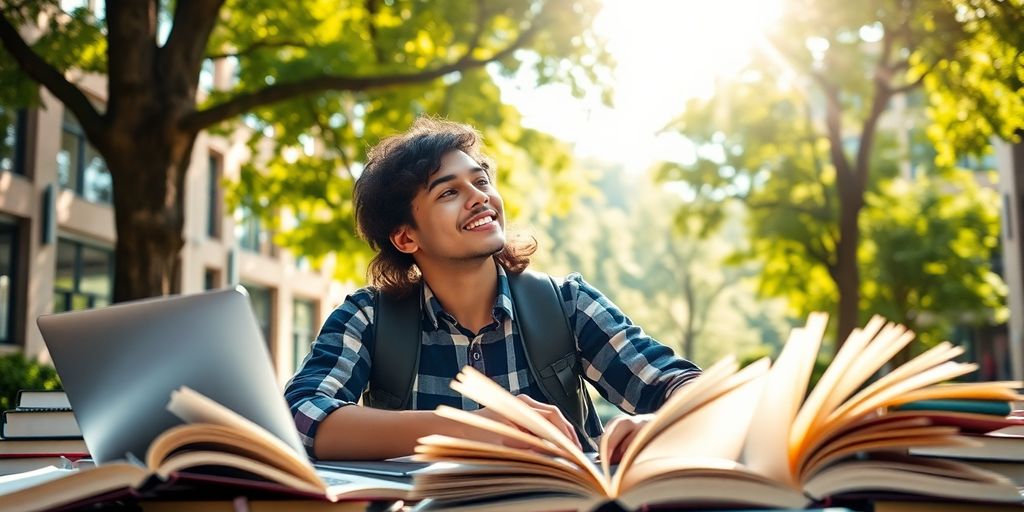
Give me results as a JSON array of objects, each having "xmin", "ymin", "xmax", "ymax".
[{"xmin": 0, "ymin": 353, "xmax": 62, "ymax": 410}]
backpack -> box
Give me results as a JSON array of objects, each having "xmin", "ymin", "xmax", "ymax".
[{"xmin": 362, "ymin": 269, "xmax": 598, "ymax": 450}]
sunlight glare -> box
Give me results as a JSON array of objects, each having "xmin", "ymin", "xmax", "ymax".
[{"xmin": 499, "ymin": 0, "xmax": 784, "ymax": 172}]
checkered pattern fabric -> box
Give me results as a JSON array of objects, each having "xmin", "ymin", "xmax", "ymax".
[{"xmin": 285, "ymin": 266, "xmax": 702, "ymax": 457}]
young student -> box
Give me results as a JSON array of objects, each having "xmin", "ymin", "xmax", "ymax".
[{"xmin": 284, "ymin": 117, "xmax": 702, "ymax": 461}]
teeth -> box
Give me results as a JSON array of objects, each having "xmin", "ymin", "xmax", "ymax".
[{"xmin": 465, "ymin": 216, "xmax": 493, "ymax": 230}]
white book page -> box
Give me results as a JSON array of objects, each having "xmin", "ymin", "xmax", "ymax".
[
  {"xmin": 742, "ymin": 313, "xmax": 827, "ymax": 486},
  {"xmin": 165, "ymin": 387, "xmax": 320, "ymax": 486}
]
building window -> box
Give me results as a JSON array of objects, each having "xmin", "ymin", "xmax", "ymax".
[
  {"xmin": 0, "ymin": 221, "xmax": 17, "ymax": 344},
  {"xmin": 292, "ymin": 298, "xmax": 317, "ymax": 371},
  {"xmin": 57, "ymin": 109, "xmax": 112, "ymax": 204},
  {"xmin": 207, "ymin": 153, "xmax": 222, "ymax": 239},
  {"xmin": 0, "ymin": 107, "xmax": 25, "ymax": 175},
  {"xmin": 244, "ymin": 283, "xmax": 274, "ymax": 348},
  {"xmin": 54, "ymin": 239, "xmax": 113, "ymax": 312},
  {"xmin": 204, "ymin": 268, "xmax": 222, "ymax": 290},
  {"xmin": 236, "ymin": 206, "xmax": 277, "ymax": 257},
  {"xmin": 237, "ymin": 206, "xmax": 262, "ymax": 253}
]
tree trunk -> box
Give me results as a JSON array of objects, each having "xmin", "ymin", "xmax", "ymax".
[
  {"xmin": 835, "ymin": 191, "xmax": 862, "ymax": 345},
  {"xmin": 106, "ymin": 122, "xmax": 195, "ymax": 302}
]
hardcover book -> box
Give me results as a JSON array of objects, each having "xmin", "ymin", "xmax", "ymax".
[{"xmin": 15, "ymin": 391, "xmax": 71, "ymax": 410}]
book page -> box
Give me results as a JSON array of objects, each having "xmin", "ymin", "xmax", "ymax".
[
  {"xmin": 788, "ymin": 316, "xmax": 885, "ymax": 454},
  {"xmin": 153, "ymin": 450, "xmax": 325, "ymax": 495},
  {"xmin": 414, "ymin": 434, "xmax": 601, "ymax": 491},
  {"xmin": 164, "ymin": 387, "xmax": 321, "ymax": 488},
  {"xmin": 611, "ymin": 358, "xmax": 770, "ymax": 495},
  {"xmin": 831, "ymin": 361, "xmax": 977, "ymax": 423},
  {"xmin": 432, "ymin": 406, "xmax": 569, "ymax": 458},
  {"xmin": 742, "ymin": 313, "xmax": 827, "ymax": 486},
  {"xmin": 447, "ymin": 367, "xmax": 607, "ymax": 494},
  {"xmin": 147, "ymin": 423, "xmax": 318, "ymax": 487},
  {"xmin": 803, "ymin": 459, "xmax": 1022, "ymax": 503},
  {"xmin": 825, "ymin": 342, "xmax": 965, "ymax": 424},
  {"xmin": 601, "ymin": 356, "xmax": 741, "ymax": 479},
  {"xmin": 886, "ymin": 382, "xmax": 1024, "ymax": 405},
  {"xmin": 0, "ymin": 463, "xmax": 148, "ymax": 512}
]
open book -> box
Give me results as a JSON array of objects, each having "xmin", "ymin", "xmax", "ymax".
[
  {"xmin": 0, "ymin": 387, "xmax": 410, "ymax": 512},
  {"xmin": 411, "ymin": 313, "xmax": 1024, "ymax": 511}
]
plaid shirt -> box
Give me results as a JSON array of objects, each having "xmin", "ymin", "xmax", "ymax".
[{"xmin": 284, "ymin": 267, "xmax": 702, "ymax": 456}]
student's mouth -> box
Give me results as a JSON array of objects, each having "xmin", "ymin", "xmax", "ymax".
[{"xmin": 462, "ymin": 210, "xmax": 498, "ymax": 232}]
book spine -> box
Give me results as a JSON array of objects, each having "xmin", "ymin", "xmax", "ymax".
[{"xmin": 895, "ymin": 399, "xmax": 1012, "ymax": 416}]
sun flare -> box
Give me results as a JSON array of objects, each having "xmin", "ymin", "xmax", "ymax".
[{"xmin": 501, "ymin": 0, "xmax": 785, "ymax": 170}]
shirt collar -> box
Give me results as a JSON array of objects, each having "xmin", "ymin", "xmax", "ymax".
[{"xmin": 420, "ymin": 264, "xmax": 515, "ymax": 330}]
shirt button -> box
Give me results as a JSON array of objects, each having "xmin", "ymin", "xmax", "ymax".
[{"xmin": 472, "ymin": 351, "xmax": 481, "ymax": 361}]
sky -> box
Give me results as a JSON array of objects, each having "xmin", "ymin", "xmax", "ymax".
[{"xmin": 497, "ymin": 0, "xmax": 785, "ymax": 174}]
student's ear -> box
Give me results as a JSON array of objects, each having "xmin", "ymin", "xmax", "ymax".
[{"xmin": 390, "ymin": 225, "xmax": 419, "ymax": 255}]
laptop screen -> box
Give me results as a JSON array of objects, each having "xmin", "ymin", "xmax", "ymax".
[{"xmin": 37, "ymin": 288, "xmax": 307, "ymax": 464}]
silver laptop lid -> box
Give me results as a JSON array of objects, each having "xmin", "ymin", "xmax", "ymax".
[{"xmin": 36, "ymin": 288, "xmax": 307, "ymax": 464}]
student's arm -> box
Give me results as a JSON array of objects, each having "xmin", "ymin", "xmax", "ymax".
[
  {"xmin": 313, "ymin": 394, "xmax": 581, "ymax": 460},
  {"xmin": 559, "ymin": 273, "xmax": 703, "ymax": 415}
]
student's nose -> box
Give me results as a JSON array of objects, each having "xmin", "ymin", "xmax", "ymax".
[{"xmin": 466, "ymin": 185, "xmax": 489, "ymax": 208}]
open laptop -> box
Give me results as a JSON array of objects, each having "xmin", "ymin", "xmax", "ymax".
[{"xmin": 36, "ymin": 288, "xmax": 307, "ymax": 465}]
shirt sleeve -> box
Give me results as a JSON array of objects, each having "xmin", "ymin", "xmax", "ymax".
[
  {"xmin": 283, "ymin": 287, "xmax": 376, "ymax": 457},
  {"xmin": 559, "ymin": 273, "xmax": 702, "ymax": 415}
]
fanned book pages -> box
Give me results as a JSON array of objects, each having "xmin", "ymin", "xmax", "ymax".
[
  {"xmin": 0, "ymin": 387, "xmax": 411, "ymax": 512},
  {"xmin": 411, "ymin": 313, "xmax": 1024, "ymax": 511}
]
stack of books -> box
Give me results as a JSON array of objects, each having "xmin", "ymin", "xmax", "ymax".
[
  {"xmin": 904, "ymin": 400, "xmax": 1024, "ymax": 486},
  {"xmin": 0, "ymin": 390, "xmax": 88, "ymax": 476},
  {"xmin": 409, "ymin": 313, "xmax": 1024, "ymax": 511}
]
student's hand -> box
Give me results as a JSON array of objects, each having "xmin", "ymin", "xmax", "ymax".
[
  {"xmin": 471, "ymin": 394, "xmax": 583, "ymax": 451},
  {"xmin": 603, "ymin": 413, "xmax": 654, "ymax": 463}
]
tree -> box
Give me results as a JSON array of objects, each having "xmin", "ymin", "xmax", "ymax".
[
  {"xmin": 861, "ymin": 170, "xmax": 1006, "ymax": 352},
  {"xmin": 0, "ymin": 0, "xmax": 610, "ymax": 301},
  {"xmin": 659, "ymin": 0, "xmax": 1023, "ymax": 344}
]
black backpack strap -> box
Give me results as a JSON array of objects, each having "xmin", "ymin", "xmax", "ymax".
[
  {"xmin": 363, "ymin": 286, "xmax": 422, "ymax": 410},
  {"xmin": 508, "ymin": 270, "xmax": 597, "ymax": 451}
]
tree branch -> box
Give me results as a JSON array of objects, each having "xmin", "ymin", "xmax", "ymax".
[
  {"xmin": 821, "ymin": 79, "xmax": 854, "ymax": 186},
  {"xmin": 364, "ymin": 0, "xmax": 386, "ymax": 64},
  {"xmin": 888, "ymin": 59, "xmax": 937, "ymax": 95},
  {"xmin": 304, "ymin": 98, "xmax": 353, "ymax": 183},
  {"xmin": 800, "ymin": 235, "xmax": 834, "ymax": 274},
  {"xmin": 159, "ymin": 0, "xmax": 225, "ymax": 96},
  {"xmin": 206, "ymin": 39, "xmax": 310, "ymax": 61},
  {"xmin": 181, "ymin": 0, "xmax": 548, "ymax": 133},
  {"xmin": 0, "ymin": 11, "xmax": 106, "ymax": 144}
]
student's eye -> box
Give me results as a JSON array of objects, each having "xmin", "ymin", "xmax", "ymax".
[
  {"xmin": 439, "ymin": 189, "xmax": 456, "ymax": 199},
  {"xmin": 475, "ymin": 178, "xmax": 491, "ymax": 187}
]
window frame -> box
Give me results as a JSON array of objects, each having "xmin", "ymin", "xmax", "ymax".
[
  {"xmin": 291, "ymin": 297, "xmax": 318, "ymax": 372},
  {"xmin": 1, "ymin": 108, "xmax": 26, "ymax": 176},
  {"xmin": 59, "ymin": 109, "xmax": 112, "ymax": 204},
  {"xmin": 207, "ymin": 152, "xmax": 223, "ymax": 239},
  {"xmin": 0, "ymin": 220, "xmax": 18, "ymax": 345},
  {"xmin": 53, "ymin": 238, "xmax": 114, "ymax": 313}
]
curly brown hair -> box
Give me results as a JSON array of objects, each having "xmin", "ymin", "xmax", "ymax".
[{"xmin": 353, "ymin": 117, "xmax": 536, "ymax": 297}]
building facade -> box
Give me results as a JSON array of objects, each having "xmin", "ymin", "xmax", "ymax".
[{"xmin": 0, "ymin": 74, "xmax": 346, "ymax": 385}]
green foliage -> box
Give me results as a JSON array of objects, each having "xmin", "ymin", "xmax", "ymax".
[
  {"xmin": 201, "ymin": 0, "xmax": 613, "ymax": 281},
  {"xmin": 1, "ymin": 1, "xmax": 613, "ymax": 286},
  {"xmin": 922, "ymin": 0, "xmax": 1024, "ymax": 165},
  {"xmin": 0, "ymin": 2, "xmax": 106, "ymax": 107},
  {"xmin": 0, "ymin": 353, "xmax": 61, "ymax": 410},
  {"xmin": 861, "ymin": 170, "xmax": 1007, "ymax": 348},
  {"xmin": 657, "ymin": 0, "xmax": 1019, "ymax": 349}
]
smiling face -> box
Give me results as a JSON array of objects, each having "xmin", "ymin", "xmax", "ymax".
[{"xmin": 392, "ymin": 150, "xmax": 506, "ymax": 266}]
